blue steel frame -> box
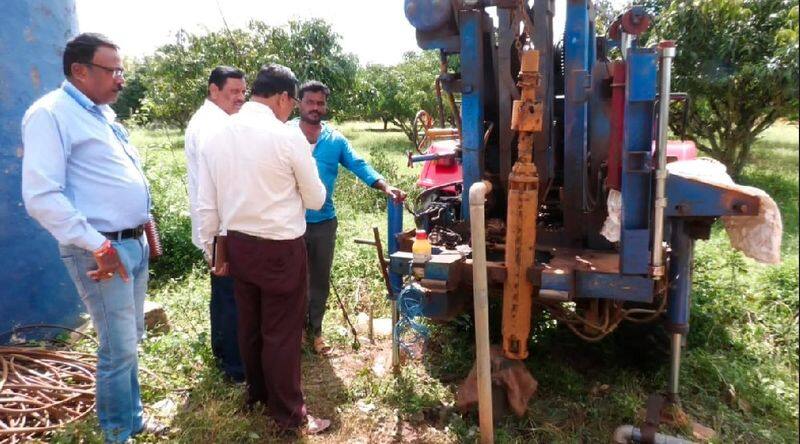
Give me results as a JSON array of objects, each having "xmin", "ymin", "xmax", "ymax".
[
  {"xmin": 666, "ymin": 219, "xmax": 692, "ymax": 332},
  {"xmin": 620, "ymin": 47, "xmax": 657, "ymax": 275},
  {"xmin": 387, "ymin": 199, "xmax": 404, "ymax": 298},
  {"xmin": 458, "ymin": 8, "xmax": 485, "ymax": 220},
  {"xmin": 562, "ymin": 0, "xmax": 593, "ymax": 245}
]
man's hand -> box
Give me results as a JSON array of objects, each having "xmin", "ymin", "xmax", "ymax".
[
  {"xmin": 211, "ymin": 262, "xmax": 229, "ymax": 277},
  {"xmin": 374, "ymin": 179, "xmax": 407, "ymax": 203},
  {"xmin": 203, "ymin": 248, "xmax": 213, "ymax": 267},
  {"xmin": 204, "ymin": 244, "xmax": 229, "ymax": 276},
  {"xmin": 87, "ymin": 240, "xmax": 130, "ymax": 282}
]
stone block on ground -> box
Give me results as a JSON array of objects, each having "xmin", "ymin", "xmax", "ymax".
[
  {"xmin": 144, "ymin": 300, "xmax": 170, "ymax": 334},
  {"xmin": 355, "ymin": 313, "xmax": 393, "ymax": 338}
]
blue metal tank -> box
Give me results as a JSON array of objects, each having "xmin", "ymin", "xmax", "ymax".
[{"xmin": 0, "ymin": 0, "xmax": 81, "ymax": 342}]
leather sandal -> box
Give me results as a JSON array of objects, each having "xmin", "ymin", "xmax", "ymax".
[
  {"xmin": 306, "ymin": 414, "xmax": 331, "ymax": 435},
  {"xmin": 313, "ymin": 336, "xmax": 332, "ymax": 355}
]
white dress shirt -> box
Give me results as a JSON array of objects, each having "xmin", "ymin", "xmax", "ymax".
[
  {"xmin": 185, "ymin": 99, "xmax": 229, "ymax": 250},
  {"xmin": 196, "ymin": 101, "xmax": 326, "ymax": 253}
]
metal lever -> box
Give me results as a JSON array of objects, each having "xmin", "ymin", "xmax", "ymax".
[{"xmin": 407, "ymin": 150, "xmax": 459, "ymax": 167}]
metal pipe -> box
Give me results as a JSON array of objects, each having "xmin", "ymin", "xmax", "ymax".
[
  {"xmin": 437, "ymin": 51, "xmax": 448, "ymax": 127},
  {"xmin": 651, "ymin": 42, "xmax": 676, "ymax": 278},
  {"xmin": 387, "ymin": 199, "xmax": 404, "ymax": 373},
  {"xmin": 668, "ymin": 332, "xmax": 682, "ymax": 398},
  {"xmin": 613, "ymin": 424, "xmax": 694, "ymax": 444},
  {"xmin": 469, "ymin": 181, "xmax": 494, "ymax": 444}
]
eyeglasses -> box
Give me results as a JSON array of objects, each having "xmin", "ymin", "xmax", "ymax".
[
  {"xmin": 286, "ymin": 92, "xmax": 299, "ymax": 107},
  {"xmin": 84, "ymin": 62, "xmax": 125, "ymax": 79}
]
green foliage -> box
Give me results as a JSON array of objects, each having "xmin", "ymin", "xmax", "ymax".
[
  {"xmin": 135, "ymin": 19, "xmax": 358, "ymax": 127},
  {"xmin": 352, "ymin": 51, "xmax": 444, "ymax": 141},
  {"xmin": 348, "ymin": 365, "xmax": 453, "ymax": 414},
  {"xmin": 111, "ymin": 58, "xmax": 148, "ymax": 120},
  {"xmin": 131, "ymin": 128, "xmax": 204, "ymax": 282},
  {"xmin": 652, "ymin": 0, "xmax": 800, "ymax": 178},
  {"xmin": 594, "ymin": 0, "xmax": 623, "ymax": 32},
  {"xmin": 247, "ymin": 19, "xmax": 360, "ymax": 120}
]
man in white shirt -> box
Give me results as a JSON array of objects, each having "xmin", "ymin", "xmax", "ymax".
[
  {"xmin": 184, "ymin": 66, "xmax": 246, "ymax": 383},
  {"xmin": 196, "ymin": 64, "xmax": 330, "ymax": 435}
]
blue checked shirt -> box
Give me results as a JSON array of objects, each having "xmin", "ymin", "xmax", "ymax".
[
  {"xmin": 289, "ymin": 120, "xmax": 382, "ymax": 224},
  {"xmin": 21, "ymin": 81, "xmax": 150, "ymax": 251}
]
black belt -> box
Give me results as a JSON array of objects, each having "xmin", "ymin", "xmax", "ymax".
[{"xmin": 101, "ymin": 225, "xmax": 145, "ymax": 241}]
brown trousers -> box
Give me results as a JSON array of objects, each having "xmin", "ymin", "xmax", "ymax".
[{"xmin": 227, "ymin": 231, "xmax": 307, "ymax": 429}]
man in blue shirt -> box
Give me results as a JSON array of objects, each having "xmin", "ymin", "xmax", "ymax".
[
  {"xmin": 21, "ymin": 33, "xmax": 166, "ymax": 442},
  {"xmin": 294, "ymin": 81, "xmax": 406, "ymax": 355}
]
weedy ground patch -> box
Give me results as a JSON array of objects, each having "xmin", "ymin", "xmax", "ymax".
[{"xmin": 49, "ymin": 122, "xmax": 797, "ymax": 443}]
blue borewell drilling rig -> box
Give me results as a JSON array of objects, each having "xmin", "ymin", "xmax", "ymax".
[{"xmin": 369, "ymin": 0, "xmax": 763, "ymax": 440}]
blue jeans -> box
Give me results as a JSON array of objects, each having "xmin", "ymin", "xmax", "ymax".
[{"xmin": 59, "ymin": 236, "xmax": 149, "ymax": 443}]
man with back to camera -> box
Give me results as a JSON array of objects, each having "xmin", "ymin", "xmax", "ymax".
[
  {"xmin": 21, "ymin": 33, "xmax": 167, "ymax": 442},
  {"xmin": 196, "ymin": 64, "xmax": 331, "ymax": 435},
  {"xmin": 185, "ymin": 66, "xmax": 247, "ymax": 382},
  {"xmin": 292, "ymin": 80, "xmax": 407, "ymax": 355}
]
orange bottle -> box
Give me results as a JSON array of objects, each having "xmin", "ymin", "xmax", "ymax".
[{"xmin": 411, "ymin": 230, "xmax": 432, "ymax": 279}]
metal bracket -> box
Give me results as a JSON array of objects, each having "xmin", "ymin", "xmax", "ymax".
[
  {"xmin": 526, "ymin": 265, "xmax": 543, "ymax": 286},
  {"xmin": 626, "ymin": 151, "xmax": 653, "ymax": 173}
]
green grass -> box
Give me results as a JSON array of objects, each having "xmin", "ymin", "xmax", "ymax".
[{"xmin": 49, "ymin": 121, "xmax": 797, "ymax": 443}]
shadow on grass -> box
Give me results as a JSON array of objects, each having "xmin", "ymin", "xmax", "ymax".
[
  {"xmin": 169, "ymin": 350, "xmax": 348, "ymax": 443},
  {"xmin": 300, "ymin": 351, "xmax": 348, "ymax": 435}
]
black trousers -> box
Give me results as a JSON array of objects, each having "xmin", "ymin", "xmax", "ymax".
[
  {"xmin": 209, "ymin": 274, "xmax": 244, "ymax": 381},
  {"xmin": 227, "ymin": 231, "xmax": 308, "ymax": 429},
  {"xmin": 304, "ymin": 218, "xmax": 337, "ymax": 338}
]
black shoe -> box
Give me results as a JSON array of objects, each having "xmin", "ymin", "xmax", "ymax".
[
  {"xmin": 222, "ymin": 372, "xmax": 246, "ymax": 384},
  {"xmin": 244, "ymin": 400, "xmax": 266, "ymax": 415}
]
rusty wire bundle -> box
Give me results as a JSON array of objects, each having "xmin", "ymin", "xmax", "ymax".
[
  {"xmin": 540, "ymin": 274, "xmax": 670, "ymax": 343},
  {"xmin": 0, "ymin": 347, "xmax": 96, "ymax": 443}
]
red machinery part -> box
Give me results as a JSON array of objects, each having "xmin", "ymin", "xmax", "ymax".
[
  {"xmin": 608, "ymin": 7, "xmax": 651, "ymax": 40},
  {"xmin": 620, "ymin": 8, "xmax": 651, "ymax": 35},
  {"xmin": 606, "ymin": 60, "xmax": 696, "ymax": 192},
  {"xmin": 607, "ymin": 62, "xmax": 626, "ymax": 191},
  {"xmin": 416, "ymin": 139, "xmax": 462, "ymax": 194},
  {"xmin": 663, "ymin": 140, "xmax": 698, "ymax": 163}
]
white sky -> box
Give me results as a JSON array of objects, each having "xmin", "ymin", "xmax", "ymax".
[
  {"xmin": 76, "ymin": 0, "xmax": 631, "ymax": 66},
  {"xmin": 76, "ymin": 0, "xmax": 420, "ymax": 66}
]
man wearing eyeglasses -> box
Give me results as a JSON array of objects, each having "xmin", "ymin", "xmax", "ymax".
[
  {"xmin": 196, "ymin": 64, "xmax": 330, "ymax": 435},
  {"xmin": 185, "ymin": 66, "xmax": 247, "ymax": 384},
  {"xmin": 21, "ymin": 33, "xmax": 166, "ymax": 442}
]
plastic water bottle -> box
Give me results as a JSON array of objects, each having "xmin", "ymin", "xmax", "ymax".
[{"xmin": 411, "ymin": 230, "xmax": 432, "ymax": 279}]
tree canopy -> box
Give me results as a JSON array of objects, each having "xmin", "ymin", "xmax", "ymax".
[
  {"xmin": 353, "ymin": 51, "xmax": 443, "ymax": 141},
  {"xmin": 652, "ymin": 0, "xmax": 799, "ymax": 178},
  {"xmin": 122, "ymin": 19, "xmax": 359, "ymax": 128}
]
